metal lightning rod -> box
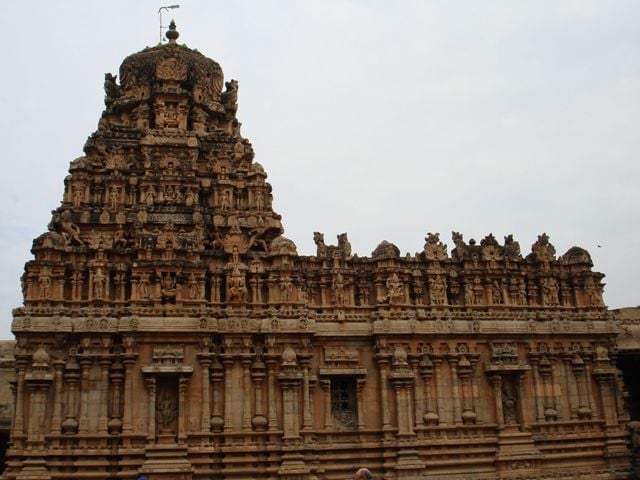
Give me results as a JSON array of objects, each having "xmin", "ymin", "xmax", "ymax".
[{"xmin": 158, "ymin": 5, "xmax": 180, "ymax": 43}]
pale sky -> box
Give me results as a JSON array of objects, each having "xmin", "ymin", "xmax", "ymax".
[{"xmin": 1, "ymin": 1, "xmax": 639, "ymax": 338}]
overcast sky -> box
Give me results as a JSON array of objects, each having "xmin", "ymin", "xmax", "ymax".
[{"xmin": 1, "ymin": 1, "xmax": 638, "ymax": 338}]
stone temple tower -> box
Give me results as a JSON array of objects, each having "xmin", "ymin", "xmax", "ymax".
[{"xmin": 5, "ymin": 22, "xmax": 633, "ymax": 480}]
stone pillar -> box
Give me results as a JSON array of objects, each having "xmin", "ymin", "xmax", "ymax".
[
  {"xmin": 433, "ymin": 358, "xmax": 444, "ymax": 425},
  {"xmin": 145, "ymin": 377, "xmax": 156, "ymax": 441},
  {"xmin": 357, "ymin": 378, "xmax": 366, "ymax": 430},
  {"xmin": 199, "ymin": 355, "xmax": 211, "ymax": 433},
  {"xmin": 562, "ymin": 355, "xmax": 578, "ymax": 419},
  {"xmin": 530, "ymin": 359, "xmax": 545, "ymax": 422},
  {"xmin": 321, "ymin": 379, "xmax": 333, "ymax": 430},
  {"xmin": 410, "ymin": 358, "xmax": 424, "ymax": 428},
  {"xmin": 376, "ymin": 355, "xmax": 392, "ymax": 430},
  {"xmin": 252, "ymin": 356, "xmax": 267, "ymax": 430},
  {"xmin": 539, "ymin": 359, "xmax": 558, "ymax": 421},
  {"xmin": 50, "ymin": 360, "xmax": 65, "ymax": 434},
  {"xmin": 420, "ymin": 357, "xmax": 439, "ymax": 425},
  {"xmin": 223, "ymin": 355, "xmax": 234, "ymax": 432},
  {"xmin": 300, "ymin": 356, "xmax": 313, "ymax": 431},
  {"xmin": 210, "ymin": 356, "xmax": 224, "ymax": 432},
  {"xmin": 98, "ymin": 356, "xmax": 111, "ymax": 434},
  {"xmin": 11, "ymin": 359, "xmax": 27, "ymax": 438},
  {"xmin": 78, "ymin": 356, "xmax": 92, "ymax": 434},
  {"xmin": 572, "ymin": 355, "xmax": 592, "ymax": 419},
  {"xmin": 241, "ymin": 356, "xmax": 252, "ymax": 432},
  {"xmin": 178, "ymin": 377, "xmax": 189, "ymax": 442},
  {"xmin": 122, "ymin": 354, "xmax": 136, "ymax": 435},
  {"xmin": 108, "ymin": 360, "xmax": 124, "ymax": 434},
  {"xmin": 278, "ymin": 350, "xmax": 302, "ymax": 440},
  {"xmin": 458, "ymin": 358, "xmax": 476, "ymax": 424},
  {"xmin": 448, "ymin": 358, "xmax": 462, "ymax": 425},
  {"xmin": 266, "ymin": 356, "xmax": 278, "ymax": 432},
  {"xmin": 584, "ymin": 359, "xmax": 597, "ymax": 419},
  {"xmin": 61, "ymin": 358, "xmax": 79, "ymax": 435},
  {"xmin": 490, "ymin": 375, "xmax": 504, "ymax": 429},
  {"xmin": 596, "ymin": 376, "xmax": 617, "ymax": 426}
]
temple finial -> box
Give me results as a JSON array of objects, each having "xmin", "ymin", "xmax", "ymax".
[{"xmin": 166, "ymin": 20, "xmax": 179, "ymax": 43}]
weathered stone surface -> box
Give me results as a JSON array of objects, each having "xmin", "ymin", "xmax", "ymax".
[{"xmin": 2, "ymin": 23, "xmax": 633, "ymax": 480}]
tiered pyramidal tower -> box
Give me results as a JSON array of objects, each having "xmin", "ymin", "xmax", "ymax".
[{"xmin": 6, "ymin": 23, "xmax": 632, "ymax": 480}]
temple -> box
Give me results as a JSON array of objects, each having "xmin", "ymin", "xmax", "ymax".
[{"xmin": 2, "ymin": 23, "xmax": 633, "ymax": 480}]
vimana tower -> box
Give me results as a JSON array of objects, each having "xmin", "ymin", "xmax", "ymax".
[{"xmin": 4, "ymin": 23, "xmax": 632, "ymax": 480}]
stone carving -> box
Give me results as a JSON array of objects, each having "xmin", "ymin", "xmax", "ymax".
[
  {"xmin": 221, "ymin": 79, "xmax": 239, "ymax": 114},
  {"xmin": 503, "ymin": 234, "xmax": 522, "ymax": 260},
  {"xmin": 338, "ymin": 233, "xmax": 352, "ymax": 258},
  {"xmin": 372, "ymin": 240, "xmax": 400, "ymax": 259},
  {"xmin": 313, "ymin": 231, "xmax": 327, "ymax": 257},
  {"xmin": 529, "ymin": 233, "xmax": 556, "ymax": 264},
  {"xmin": 228, "ymin": 264, "xmax": 247, "ymax": 303},
  {"xmin": 502, "ymin": 379, "xmax": 518, "ymax": 424},
  {"xmin": 541, "ymin": 277, "xmax": 559, "ymax": 306},
  {"xmin": 55, "ymin": 210, "xmax": 85, "ymax": 246},
  {"xmin": 424, "ymin": 232, "xmax": 448, "ymax": 262},
  {"xmin": 383, "ymin": 273, "xmax": 404, "ymax": 304},
  {"xmin": 428, "ymin": 275, "xmax": 447, "ymax": 305},
  {"xmin": 160, "ymin": 273, "xmax": 178, "ymax": 303}
]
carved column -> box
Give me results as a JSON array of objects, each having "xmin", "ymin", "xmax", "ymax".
[
  {"xmin": 251, "ymin": 356, "xmax": 267, "ymax": 430},
  {"xmin": 572, "ymin": 355, "xmax": 592, "ymax": 419},
  {"xmin": 584, "ymin": 358, "xmax": 597, "ymax": 418},
  {"xmin": 410, "ymin": 357, "xmax": 424, "ymax": 428},
  {"xmin": 539, "ymin": 357, "xmax": 558, "ymax": 421},
  {"xmin": 357, "ymin": 378, "xmax": 366, "ymax": 429},
  {"xmin": 12, "ymin": 359, "xmax": 27, "ymax": 438},
  {"xmin": 178, "ymin": 377, "xmax": 189, "ymax": 442},
  {"xmin": 108, "ymin": 360, "xmax": 124, "ymax": 434},
  {"xmin": 266, "ymin": 356, "xmax": 278, "ymax": 432},
  {"xmin": 241, "ymin": 355, "xmax": 252, "ymax": 432},
  {"xmin": 448, "ymin": 358, "xmax": 462, "ymax": 425},
  {"xmin": 61, "ymin": 357, "xmax": 79, "ymax": 434},
  {"xmin": 320, "ymin": 379, "xmax": 333, "ymax": 430},
  {"xmin": 98, "ymin": 356, "xmax": 111, "ymax": 434},
  {"xmin": 433, "ymin": 358, "xmax": 444, "ymax": 424},
  {"xmin": 199, "ymin": 355, "xmax": 211, "ymax": 433},
  {"xmin": 376, "ymin": 354, "xmax": 392, "ymax": 430},
  {"xmin": 596, "ymin": 376, "xmax": 618, "ymax": 426},
  {"xmin": 50, "ymin": 360, "xmax": 65, "ymax": 434},
  {"xmin": 490, "ymin": 375, "xmax": 504, "ymax": 429},
  {"xmin": 122, "ymin": 353, "xmax": 136, "ymax": 434},
  {"xmin": 420, "ymin": 356, "xmax": 439, "ymax": 425},
  {"xmin": 210, "ymin": 356, "xmax": 224, "ymax": 432},
  {"xmin": 458, "ymin": 357, "xmax": 477, "ymax": 424},
  {"xmin": 530, "ymin": 359, "xmax": 545, "ymax": 422},
  {"xmin": 562, "ymin": 355, "xmax": 578, "ymax": 419},
  {"xmin": 145, "ymin": 377, "xmax": 156, "ymax": 441},
  {"xmin": 223, "ymin": 355, "xmax": 234, "ymax": 432},
  {"xmin": 78, "ymin": 356, "xmax": 92, "ymax": 434},
  {"xmin": 300, "ymin": 356, "xmax": 313, "ymax": 431},
  {"xmin": 278, "ymin": 350, "xmax": 302, "ymax": 440}
]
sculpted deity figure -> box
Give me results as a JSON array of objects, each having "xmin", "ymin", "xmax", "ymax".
[
  {"xmin": 584, "ymin": 277, "xmax": 601, "ymax": 307},
  {"xmin": 160, "ymin": 273, "xmax": 177, "ymax": 303},
  {"xmin": 188, "ymin": 273, "xmax": 199, "ymax": 300},
  {"xmin": 492, "ymin": 280, "xmax": 504, "ymax": 304},
  {"xmin": 72, "ymin": 184, "xmax": 84, "ymax": 207},
  {"xmin": 464, "ymin": 280, "xmax": 474, "ymax": 305},
  {"xmin": 502, "ymin": 380, "xmax": 518, "ymax": 424},
  {"xmin": 109, "ymin": 185, "xmax": 120, "ymax": 210},
  {"xmin": 385, "ymin": 273, "xmax": 403, "ymax": 304},
  {"xmin": 58, "ymin": 210, "xmax": 85, "ymax": 246},
  {"xmin": 113, "ymin": 224, "xmax": 128, "ymax": 248},
  {"xmin": 93, "ymin": 268, "xmax": 106, "ymax": 299},
  {"xmin": 517, "ymin": 280, "xmax": 528, "ymax": 306},
  {"xmin": 503, "ymin": 234, "xmax": 521, "ymax": 260},
  {"xmin": 254, "ymin": 189, "xmax": 264, "ymax": 210},
  {"xmin": 542, "ymin": 277, "xmax": 559, "ymax": 306},
  {"xmin": 228, "ymin": 264, "xmax": 247, "ymax": 303},
  {"xmin": 280, "ymin": 274, "xmax": 293, "ymax": 302},
  {"xmin": 429, "ymin": 275, "xmax": 446, "ymax": 305},
  {"xmin": 38, "ymin": 269, "xmax": 51, "ymax": 300},
  {"xmin": 103, "ymin": 73, "xmax": 121, "ymax": 104},
  {"xmin": 220, "ymin": 190, "xmax": 231, "ymax": 211},
  {"xmin": 144, "ymin": 186, "xmax": 155, "ymax": 207},
  {"xmin": 138, "ymin": 273, "xmax": 150, "ymax": 300}
]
